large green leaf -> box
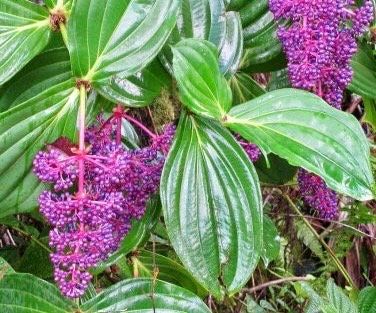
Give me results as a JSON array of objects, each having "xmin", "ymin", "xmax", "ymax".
[
  {"xmin": 0, "ymin": 0, "xmax": 51, "ymax": 84},
  {"xmin": 97, "ymin": 60, "xmax": 171, "ymax": 107},
  {"xmin": 358, "ymin": 287, "xmax": 376, "ymax": 313},
  {"xmin": 0, "ymin": 273, "xmax": 74, "ymax": 312},
  {"xmin": 349, "ymin": 44, "xmax": 376, "ymax": 99},
  {"xmin": 159, "ymin": 0, "xmax": 243, "ymax": 77},
  {"xmin": 0, "ymin": 81, "xmax": 79, "ymax": 217},
  {"xmin": 0, "ymin": 273, "xmax": 210, "ymax": 312},
  {"xmin": 172, "ymin": 38, "xmax": 232, "ymax": 119},
  {"xmin": 93, "ymin": 197, "xmax": 161, "ymax": 274},
  {"xmin": 236, "ymin": 0, "xmax": 287, "ymax": 73},
  {"xmin": 68, "ymin": 0, "xmax": 180, "ymax": 85},
  {"xmin": 129, "ymin": 250, "xmax": 208, "ymax": 297},
  {"xmin": 225, "ymin": 88, "xmax": 374, "ymax": 201},
  {"xmin": 0, "ymin": 46, "xmax": 71, "ymax": 111},
  {"xmin": 81, "ymin": 278, "xmax": 211, "ymax": 312},
  {"xmin": 160, "ymin": 113, "xmax": 263, "ymax": 299}
]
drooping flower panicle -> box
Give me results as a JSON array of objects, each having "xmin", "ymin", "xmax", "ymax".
[
  {"xmin": 270, "ymin": 0, "xmax": 373, "ymax": 109},
  {"xmin": 270, "ymin": 0, "xmax": 373, "ymax": 219},
  {"xmin": 33, "ymin": 108, "xmax": 175, "ymax": 298},
  {"xmin": 297, "ymin": 169, "xmax": 339, "ymax": 219}
]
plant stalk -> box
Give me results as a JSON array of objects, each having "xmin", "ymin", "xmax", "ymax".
[
  {"xmin": 123, "ymin": 113, "xmax": 156, "ymax": 139},
  {"xmin": 59, "ymin": 22, "xmax": 69, "ymax": 48},
  {"xmin": 283, "ymin": 194, "xmax": 357, "ymax": 290},
  {"xmin": 78, "ymin": 86, "xmax": 86, "ymax": 197}
]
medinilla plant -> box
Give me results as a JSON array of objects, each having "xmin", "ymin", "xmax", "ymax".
[{"xmin": 0, "ymin": 0, "xmax": 375, "ymax": 311}]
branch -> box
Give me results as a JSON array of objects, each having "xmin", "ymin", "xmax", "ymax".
[{"xmin": 244, "ymin": 276, "xmax": 312, "ymax": 294}]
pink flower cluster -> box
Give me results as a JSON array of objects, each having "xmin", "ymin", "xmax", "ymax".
[
  {"xmin": 270, "ymin": 0, "xmax": 373, "ymax": 219},
  {"xmin": 33, "ymin": 107, "xmax": 175, "ymax": 298}
]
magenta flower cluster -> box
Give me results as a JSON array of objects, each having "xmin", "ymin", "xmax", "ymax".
[
  {"xmin": 270, "ymin": 0, "xmax": 373, "ymax": 219},
  {"xmin": 33, "ymin": 109, "xmax": 175, "ymax": 298},
  {"xmin": 237, "ymin": 135, "xmax": 262, "ymax": 163},
  {"xmin": 297, "ymin": 170, "xmax": 339, "ymax": 219},
  {"xmin": 270, "ymin": 0, "xmax": 373, "ymax": 109}
]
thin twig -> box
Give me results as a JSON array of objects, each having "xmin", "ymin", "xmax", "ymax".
[
  {"xmin": 244, "ymin": 276, "xmax": 312, "ymax": 294},
  {"xmin": 283, "ymin": 193, "xmax": 357, "ymax": 290},
  {"xmin": 269, "ymin": 212, "xmax": 376, "ymax": 239},
  {"xmin": 10, "ymin": 226, "xmax": 51, "ymax": 253}
]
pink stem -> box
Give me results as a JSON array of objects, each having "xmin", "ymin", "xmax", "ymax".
[
  {"xmin": 123, "ymin": 113, "xmax": 156, "ymax": 139},
  {"xmin": 317, "ymin": 80, "xmax": 323, "ymax": 98},
  {"xmin": 78, "ymin": 86, "xmax": 86, "ymax": 197},
  {"xmin": 116, "ymin": 104, "xmax": 122, "ymax": 144}
]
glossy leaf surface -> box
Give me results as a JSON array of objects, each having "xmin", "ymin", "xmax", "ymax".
[
  {"xmin": 68, "ymin": 0, "xmax": 180, "ymax": 84},
  {"xmin": 0, "ymin": 0, "xmax": 51, "ymax": 84},
  {"xmin": 172, "ymin": 38, "xmax": 232, "ymax": 119},
  {"xmin": 0, "ymin": 81, "xmax": 78, "ymax": 217},
  {"xmin": 226, "ymin": 88, "xmax": 374, "ymax": 200},
  {"xmin": 0, "ymin": 46, "xmax": 71, "ymax": 111},
  {"xmin": 0, "ymin": 273, "xmax": 74, "ymax": 312},
  {"xmin": 237, "ymin": 0, "xmax": 286, "ymax": 72},
  {"xmin": 97, "ymin": 60, "xmax": 171, "ymax": 107},
  {"xmin": 161, "ymin": 113, "xmax": 263, "ymax": 298},
  {"xmin": 160, "ymin": 0, "xmax": 243, "ymax": 77},
  {"xmin": 81, "ymin": 278, "xmax": 211, "ymax": 312}
]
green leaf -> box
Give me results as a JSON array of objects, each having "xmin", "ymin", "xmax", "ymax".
[
  {"xmin": 0, "ymin": 273, "xmax": 75, "ymax": 312},
  {"xmin": 44, "ymin": 0, "xmax": 72, "ymax": 10},
  {"xmin": 0, "ymin": 257, "xmax": 15, "ymax": 276},
  {"xmin": 229, "ymin": 72, "xmax": 265, "ymax": 105},
  {"xmin": 255, "ymin": 154, "xmax": 297, "ymax": 185},
  {"xmin": 18, "ymin": 237, "xmax": 52, "ymax": 279},
  {"xmin": 268, "ymin": 68, "xmax": 290, "ymax": 91},
  {"xmin": 225, "ymin": 88, "xmax": 374, "ymax": 201},
  {"xmin": 92, "ymin": 197, "xmax": 161, "ymax": 274},
  {"xmin": 301, "ymin": 282, "xmax": 326, "ymax": 313},
  {"xmin": 219, "ymin": 11, "xmax": 243, "ymax": 76},
  {"xmin": 131, "ymin": 250, "xmax": 208, "ymax": 297},
  {"xmin": 238, "ymin": 0, "xmax": 287, "ymax": 73},
  {"xmin": 97, "ymin": 60, "xmax": 171, "ymax": 108},
  {"xmin": 262, "ymin": 216, "xmax": 280, "ymax": 266},
  {"xmin": 358, "ymin": 287, "xmax": 376, "ymax": 313},
  {"xmin": 0, "ymin": 46, "xmax": 71, "ymax": 111},
  {"xmin": 159, "ymin": 0, "xmax": 243, "ymax": 77},
  {"xmin": 0, "ymin": 81, "xmax": 79, "ymax": 217},
  {"xmin": 296, "ymin": 220, "xmax": 324, "ymax": 261},
  {"xmin": 160, "ymin": 113, "xmax": 263, "ymax": 299},
  {"xmin": 172, "ymin": 38, "xmax": 232, "ymax": 119},
  {"xmin": 68, "ymin": 0, "xmax": 180, "ymax": 85},
  {"xmin": 81, "ymin": 278, "xmax": 211, "ymax": 312},
  {"xmin": 0, "ymin": 0, "xmax": 51, "ymax": 84},
  {"xmin": 363, "ymin": 98, "xmax": 376, "ymax": 131},
  {"xmin": 326, "ymin": 279, "xmax": 358, "ymax": 313},
  {"xmin": 246, "ymin": 296, "xmax": 266, "ymax": 313},
  {"xmin": 349, "ymin": 44, "xmax": 376, "ymax": 99}
]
